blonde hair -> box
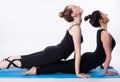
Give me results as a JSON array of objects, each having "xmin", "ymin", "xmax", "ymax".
[{"xmin": 59, "ymin": 6, "xmax": 74, "ymax": 22}]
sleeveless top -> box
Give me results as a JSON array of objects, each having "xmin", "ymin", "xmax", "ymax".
[
  {"xmin": 58, "ymin": 24, "xmax": 83, "ymax": 59},
  {"xmin": 91, "ymin": 29, "xmax": 116, "ymax": 67},
  {"xmin": 44, "ymin": 24, "xmax": 83, "ymax": 60}
]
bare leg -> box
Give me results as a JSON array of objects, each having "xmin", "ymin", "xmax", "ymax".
[
  {"xmin": 0, "ymin": 55, "xmax": 22, "ymax": 69},
  {"xmin": 23, "ymin": 66, "xmax": 37, "ymax": 75}
]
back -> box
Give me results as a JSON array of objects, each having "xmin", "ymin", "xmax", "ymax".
[{"xmin": 93, "ymin": 29, "xmax": 116, "ymax": 67}]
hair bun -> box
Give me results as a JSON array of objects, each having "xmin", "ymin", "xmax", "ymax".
[
  {"xmin": 59, "ymin": 12, "xmax": 64, "ymax": 18},
  {"xmin": 84, "ymin": 15, "xmax": 91, "ymax": 21}
]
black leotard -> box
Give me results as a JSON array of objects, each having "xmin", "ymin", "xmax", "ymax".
[
  {"xmin": 20, "ymin": 24, "xmax": 83, "ymax": 68},
  {"xmin": 79, "ymin": 29, "xmax": 116, "ymax": 73},
  {"xmin": 36, "ymin": 29, "xmax": 116, "ymax": 74}
]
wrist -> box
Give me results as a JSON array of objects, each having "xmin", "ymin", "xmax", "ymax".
[
  {"xmin": 76, "ymin": 72, "xmax": 80, "ymax": 76},
  {"xmin": 104, "ymin": 71, "xmax": 108, "ymax": 74}
]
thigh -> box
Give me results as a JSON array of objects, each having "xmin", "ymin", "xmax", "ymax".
[
  {"xmin": 20, "ymin": 51, "xmax": 61, "ymax": 68},
  {"xmin": 36, "ymin": 61, "xmax": 63, "ymax": 74},
  {"xmin": 20, "ymin": 51, "xmax": 48, "ymax": 68},
  {"xmin": 62, "ymin": 53, "xmax": 94, "ymax": 74},
  {"xmin": 21, "ymin": 51, "xmax": 43, "ymax": 59},
  {"xmin": 80, "ymin": 52, "xmax": 94, "ymax": 73},
  {"xmin": 36, "ymin": 59, "xmax": 75, "ymax": 74},
  {"xmin": 61, "ymin": 59, "xmax": 75, "ymax": 74}
]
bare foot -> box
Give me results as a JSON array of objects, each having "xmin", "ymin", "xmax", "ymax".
[{"xmin": 23, "ymin": 66, "xmax": 37, "ymax": 75}]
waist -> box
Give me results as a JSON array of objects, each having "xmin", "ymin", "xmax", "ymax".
[
  {"xmin": 56, "ymin": 44, "xmax": 74, "ymax": 59},
  {"xmin": 44, "ymin": 45, "xmax": 73, "ymax": 59}
]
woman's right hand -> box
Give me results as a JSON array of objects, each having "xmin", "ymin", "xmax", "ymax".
[{"xmin": 77, "ymin": 73, "xmax": 90, "ymax": 78}]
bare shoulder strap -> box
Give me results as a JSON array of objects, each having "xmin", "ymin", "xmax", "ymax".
[{"xmin": 68, "ymin": 24, "xmax": 79, "ymax": 31}]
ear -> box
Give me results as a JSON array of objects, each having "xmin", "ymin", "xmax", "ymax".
[
  {"xmin": 71, "ymin": 12, "xmax": 76, "ymax": 17},
  {"xmin": 71, "ymin": 13, "xmax": 75, "ymax": 17},
  {"xmin": 99, "ymin": 18, "xmax": 104, "ymax": 23}
]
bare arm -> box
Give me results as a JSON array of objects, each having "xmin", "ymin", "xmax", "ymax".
[
  {"xmin": 71, "ymin": 26, "xmax": 81, "ymax": 76},
  {"xmin": 69, "ymin": 25, "xmax": 90, "ymax": 78},
  {"xmin": 101, "ymin": 31, "xmax": 118, "ymax": 75}
]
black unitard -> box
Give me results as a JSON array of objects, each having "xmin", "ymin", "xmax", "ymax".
[
  {"xmin": 36, "ymin": 29, "xmax": 116, "ymax": 74},
  {"xmin": 20, "ymin": 24, "xmax": 83, "ymax": 68}
]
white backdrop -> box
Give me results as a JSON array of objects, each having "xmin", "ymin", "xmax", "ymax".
[{"xmin": 0, "ymin": 0, "xmax": 120, "ymax": 72}]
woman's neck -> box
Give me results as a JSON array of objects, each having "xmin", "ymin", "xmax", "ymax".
[
  {"xmin": 71, "ymin": 17, "xmax": 81, "ymax": 26},
  {"xmin": 100, "ymin": 24, "xmax": 107, "ymax": 30}
]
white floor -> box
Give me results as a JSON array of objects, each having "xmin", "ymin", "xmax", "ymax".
[{"xmin": 0, "ymin": 78, "xmax": 120, "ymax": 82}]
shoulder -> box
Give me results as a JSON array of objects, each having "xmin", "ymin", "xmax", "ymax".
[
  {"xmin": 69, "ymin": 25, "xmax": 81, "ymax": 37},
  {"xmin": 101, "ymin": 30, "xmax": 110, "ymax": 38},
  {"xmin": 101, "ymin": 30, "xmax": 111, "ymax": 41}
]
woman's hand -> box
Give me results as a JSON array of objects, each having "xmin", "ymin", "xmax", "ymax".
[
  {"xmin": 105, "ymin": 71, "xmax": 118, "ymax": 76},
  {"xmin": 77, "ymin": 73, "xmax": 90, "ymax": 78}
]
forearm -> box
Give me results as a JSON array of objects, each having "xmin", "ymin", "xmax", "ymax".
[
  {"xmin": 104, "ymin": 56, "xmax": 111, "ymax": 74},
  {"xmin": 75, "ymin": 52, "xmax": 81, "ymax": 76}
]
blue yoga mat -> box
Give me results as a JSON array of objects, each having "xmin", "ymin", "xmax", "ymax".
[{"xmin": 0, "ymin": 66, "xmax": 119, "ymax": 78}]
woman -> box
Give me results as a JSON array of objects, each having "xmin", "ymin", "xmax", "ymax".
[
  {"xmin": 23, "ymin": 10, "xmax": 118, "ymax": 76},
  {"xmin": 0, "ymin": 5, "xmax": 89, "ymax": 78}
]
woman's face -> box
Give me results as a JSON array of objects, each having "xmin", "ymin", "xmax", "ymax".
[
  {"xmin": 100, "ymin": 12, "xmax": 110, "ymax": 23},
  {"xmin": 68, "ymin": 5, "xmax": 83, "ymax": 17}
]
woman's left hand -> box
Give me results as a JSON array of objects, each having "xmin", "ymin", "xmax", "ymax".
[{"xmin": 105, "ymin": 71, "xmax": 118, "ymax": 76}]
